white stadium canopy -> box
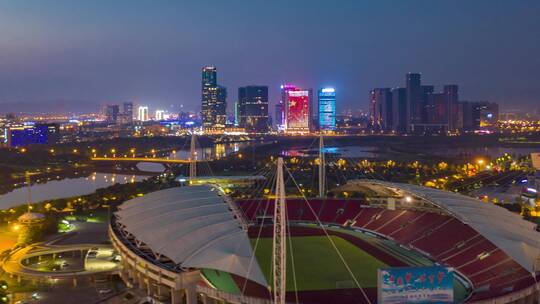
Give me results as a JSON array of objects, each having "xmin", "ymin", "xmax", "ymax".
[
  {"xmin": 115, "ymin": 185, "xmax": 267, "ymax": 287},
  {"xmin": 357, "ymin": 180, "xmax": 540, "ymax": 273}
]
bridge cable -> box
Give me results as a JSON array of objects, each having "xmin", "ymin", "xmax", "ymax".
[{"xmin": 284, "ymin": 165, "xmax": 373, "ymax": 304}]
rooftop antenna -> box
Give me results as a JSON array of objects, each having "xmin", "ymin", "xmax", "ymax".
[{"xmin": 272, "ymin": 157, "xmax": 286, "ymax": 304}]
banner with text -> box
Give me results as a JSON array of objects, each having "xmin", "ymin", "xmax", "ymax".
[{"xmin": 378, "ymin": 266, "xmax": 454, "ymax": 304}]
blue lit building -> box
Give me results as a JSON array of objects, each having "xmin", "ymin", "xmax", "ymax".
[
  {"xmin": 7, "ymin": 124, "xmax": 49, "ymax": 147},
  {"xmin": 318, "ymin": 88, "xmax": 336, "ymax": 130}
]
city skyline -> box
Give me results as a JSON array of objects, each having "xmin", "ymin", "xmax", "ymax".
[
  {"xmin": 1, "ymin": 3, "xmax": 540, "ymax": 304},
  {"xmin": 0, "ymin": 1, "xmax": 539, "ymax": 114}
]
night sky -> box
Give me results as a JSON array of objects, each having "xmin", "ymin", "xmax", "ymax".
[{"xmin": 0, "ymin": 0, "xmax": 539, "ymax": 114}]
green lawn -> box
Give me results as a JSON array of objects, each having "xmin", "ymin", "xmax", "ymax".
[
  {"xmin": 251, "ymin": 235, "xmax": 387, "ymax": 291},
  {"xmin": 201, "ymin": 269, "xmax": 241, "ymax": 294}
]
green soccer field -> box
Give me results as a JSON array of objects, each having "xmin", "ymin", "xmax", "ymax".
[{"xmin": 251, "ymin": 235, "xmax": 387, "ymax": 291}]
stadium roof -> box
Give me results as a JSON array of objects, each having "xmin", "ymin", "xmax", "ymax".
[
  {"xmin": 356, "ymin": 180, "xmax": 540, "ymax": 273},
  {"xmin": 115, "ymin": 185, "xmax": 267, "ymax": 286}
]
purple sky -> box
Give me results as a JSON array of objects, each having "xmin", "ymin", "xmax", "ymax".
[{"xmin": 0, "ymin": 0, "xmax": 539, "ymax": 114}]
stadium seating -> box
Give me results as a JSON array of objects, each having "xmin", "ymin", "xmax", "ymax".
[{"xmin": 236, "ymin": 198, "xmax": 537, "ymax": 301}]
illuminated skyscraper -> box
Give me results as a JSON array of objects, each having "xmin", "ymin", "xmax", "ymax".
[
  {"xmin": 138, "ymin": 106, "xmax": 149, "ymax": 122},
  {"xmin": 123, "ymin": 102, "xmax": 134, "ymax": 124},
  {"xmin": 285, "ymin": 87, "xmax": 311, "ymax": 133},
  {"xmin": 276, "ymin": 84, "xmax": 296, "ymax": 131},
  {"xmin": 318, "ymin": 88, "xmax": 336, "ymax": 130},
  {"xmin": 201, "ymin": 66, "xmax": 227, "ymax": 128},
  {"xmin": 369, "ymin": 88, "xmax": 392, "ymax": 130},
  {"xmin": 215, "ymin": 85, "xmax": 227, "ymax": 127},
  {"xmin": 104, "ymin": 104, "xmax": 119, "ymax": 124},
  {"xmin": 155, "ymin": 110, "xmax": 165, "ymax": 121},
  {"xmin": 238, "ymin": 86, "xmax": 269, "ymax": 133}
]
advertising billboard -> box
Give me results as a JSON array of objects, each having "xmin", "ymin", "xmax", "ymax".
[
  {"xmin": 378, "ymin": 266, "xmax": 454, "ymax": 304},
  {"xmin": 286, "ymin": 90, "xmax": 310, "ymax": 132}
]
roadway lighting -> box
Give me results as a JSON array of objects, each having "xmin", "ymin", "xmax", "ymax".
[
  {"xmin": 50, "ymin": 149, "xmax": 55, "ymax": 153},
  {"xmin": 13, "ymin": 224, "xmax": 20, "ymax": 231},
  {"xmin": 20, "ymin": 148, "xmax": 27, "ymax": 153},
  {"xmin": 73, "ymin": 149, "xmax": 78, "ymax": 153},
  {"xmin": 477, "ymin": 159, "xmax": 485, "ymax": 165}
]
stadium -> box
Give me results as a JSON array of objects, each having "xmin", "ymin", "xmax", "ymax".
[{"xmin": 109, "ymin": 179, "xmax": 540, "ymax": 304}]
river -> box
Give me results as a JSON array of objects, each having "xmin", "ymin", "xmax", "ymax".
[
  {"xmin": 0, "ymin": 173, "xmax": 146, "ymax": 210},
  {"xmin": 0, "ymin": 141, "xmax": 256, "ymax": 209}
]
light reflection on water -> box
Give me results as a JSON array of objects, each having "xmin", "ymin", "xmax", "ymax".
[
  {"xmin": 0, "ymin": 172, "xmax": 145, "ymax": 210},
  {"xmin": 281, "ymin": 146, "xmax": 379, "ymax": 158},
  {"xmin": 167, "ymin": 142, "xmax": 248, "ymax": 161}
]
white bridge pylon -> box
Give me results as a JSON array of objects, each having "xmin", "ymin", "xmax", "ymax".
[{"xmin": 272, "ymin": 157, "xmax": 287, "ymax": 304}]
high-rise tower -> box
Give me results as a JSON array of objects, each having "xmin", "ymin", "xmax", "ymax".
[
  {"xmin": 318, "ymin": 88, "xmax": 336, "ymax": 131},
  {"xmin": 201, "ymin": 66, "xmax": 226, "ymax": 128},
  {"xmin": 406, "ymin": 73, "xmax": 422, "ymax": 131},
  {"xmin": 238, "ymin": 86, "xmax": 269, "ymax": 133}
]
